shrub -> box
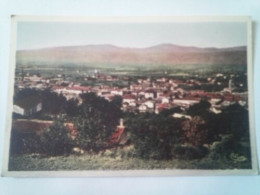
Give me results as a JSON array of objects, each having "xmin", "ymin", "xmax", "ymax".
[
  {"xmin": 10, "ymin": 130, "xmax": 42, "ymax": 155},
  {"xmin": 126, "ymin": 113, "xmax": 182, "ymax": 160},
  {"xmin": 209, "ymin": 134, "xmax": 237, "ymax": 160},
  {"xmin": 208, "ymin": 134, "xmax": 251, "ymax": 167},
  {"xmin": 75, "ymin": 93, "xmax": 122, "ymax": 151},
  {"xmin": 39, "ymin": 121, "xmax": 73, "ymax": 156},
  {"xmin": 172, "ymin": 145, "xmax": 208, "ymax": 160}
]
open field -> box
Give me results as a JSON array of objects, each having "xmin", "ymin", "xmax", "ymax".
[
  {"xmin": 16, "ymin": 63, "xmax": 246, "ymax": 79},
  {"xmin": 9, "ymin": 152, "xmax": 251, "ymax": 171}
]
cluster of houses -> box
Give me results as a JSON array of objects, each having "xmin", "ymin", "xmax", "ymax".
[
  {"xmin": 13, "ymin": 72, "xmax": 247, "ymax": 117},
  {"xmin": 51, "ymin": 77, "xmax": 247, "ymax": 115}
]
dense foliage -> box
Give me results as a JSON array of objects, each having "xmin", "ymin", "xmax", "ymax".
[
  {"xmin": 39, "ymin": 121, "xmax": 73, "ymax": 156},
  {"xmin": 74, "ymin": 93, "xmax": 122, "ymax": 151},
  {"xmin": 10, "ymin": 88, "xmax": 251, "ymax": 169},
  {"xmin": 125, "ymin": 113, "xmax": 183, "ymax": 160},
  {"xmin": 10, "ymin": 121, "xmax": 73, "ymax": 156},
  {"xmin": 13, "ymin": 88, "xmax": 78, "ymax": 119},
  {"xmin": 124, "ymin": 100, "xmax": 250, "ymax": 167}
]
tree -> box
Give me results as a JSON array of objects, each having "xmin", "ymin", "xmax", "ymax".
[
  {"xmin": 218, "ymin": 103, "xmax": 249, "ymax": 140},
  {"xmin": 205, "ymin": 104, "xmax": 251, "ymax": 165},
  {"xmin": 65, "ymin": 99, "xmax": 79, "ymax": 117},
  {"xmin": 187, "ymin": 99, "xmax": 211, "ymax": 117},
  {"xmin": 41, "ymin": 89, "xmax": 67, "ymax": 115},
  {"xmin": 10, "ymin": 130, "xmax": 41, "ymax": 155},
  {"xmin": 111, "ymin": 95, "xmax": 123, "ymax": 109},
  {"xmin": 13, "ymin": 88, "xmax": 39, "ymax": 102},
  {"xmin": 181, "ymin": 116, "xmax": 208, "ymax": 146},
  {"xmin": 75, "ymin": 93, "xmax": 122, "ymax": 151},
  {"xmin": 125, "ymin": 113, "xmax": 182, "ymax": 160},
  {"xmin": 159, "ymin": 107, "xmax": 182, "ymax": 117},
  {"xmin": 40, "ymin": 121, "xmax": 72, "ymax": 156}
]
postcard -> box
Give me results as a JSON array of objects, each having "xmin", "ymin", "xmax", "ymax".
[{"xmin": 2, "ymin": 16, "xmax": 258, "ymax": 177}]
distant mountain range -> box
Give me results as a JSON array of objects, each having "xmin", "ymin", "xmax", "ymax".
[{"xmin": 16, "ymin": 44, "xmax": 247, "ymax": 66}]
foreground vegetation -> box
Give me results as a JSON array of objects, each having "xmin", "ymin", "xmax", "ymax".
[
  {"xmin": 9, "ymin": 148, "xmax": 251, "ymax": 171},
  {"xmin": 10, "ymin": 89, "xmax": 252, "ymax": 171}
]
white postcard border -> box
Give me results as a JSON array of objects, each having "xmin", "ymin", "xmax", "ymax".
[{"xmin": 2, "ymin": 15, "xmax": 258, "ymax": 177}]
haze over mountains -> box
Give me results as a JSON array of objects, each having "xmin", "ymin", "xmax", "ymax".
[{"xmin": 16, "ymin": 44, "xmax": 247, "ymax": 66}]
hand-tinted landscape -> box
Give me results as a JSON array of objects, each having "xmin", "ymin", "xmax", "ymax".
[{"xmin": 8, "ymin": 19, "xmax": 253, "ymax": 172}]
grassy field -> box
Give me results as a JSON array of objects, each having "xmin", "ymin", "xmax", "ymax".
[
  {"xmin": 8, "ymin": 153, "xmax": 251, "ymax": 171},
  {"xmin": 17, "ymin": 63, "xmax": 246, "ymax": 78}
]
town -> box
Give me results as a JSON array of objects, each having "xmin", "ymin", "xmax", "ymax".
[{"xmin": 13, "ymin": 68, "xmax": 248, "ymax": 117}]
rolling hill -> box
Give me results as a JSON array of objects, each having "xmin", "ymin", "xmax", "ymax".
[{"xmin": 16, "ymin": 44, "xmax": 247, "ymax": 66}]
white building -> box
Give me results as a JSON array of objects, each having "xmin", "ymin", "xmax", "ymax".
[
  {"xmin": 144, "ymin": 91, "xmax": 155, "ymax": 99},
  {"xmin": 172, "ymin": 113, "xmax": 192, "ymax": 120},
  {"xmin": 13, "ymin": 96, "xmax": 42, "ymax": 116},
  {"xmin": 123, "ymin": 95, "xmax": 136, "ymax": 104},
  {"xmin": 111, "ymin": 90, "xmax": 123, "ymax": 96},
  {"xmin": 173, "ymin": 99, "xmax": 199, "ymax": 107},
  {"xmin": 24, "ymin": 74, "xmax": 42, "ymax": 82},
  {"xmin": 139, "ymin": 104, "xmax": 148, "ymax": 112},
  {"xmin": 161, "ymin": 97, "xmax": 170, "ymax": 104},
  {"xmin": 144, "ymin": 100, "xmax": 154, "ymax": 109}
]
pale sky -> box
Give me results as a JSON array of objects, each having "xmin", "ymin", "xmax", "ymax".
[{"xmin": 17, "ymin": 21, "xmax": 247, "ymax": 50}]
